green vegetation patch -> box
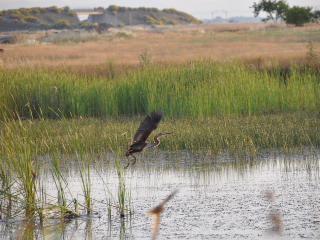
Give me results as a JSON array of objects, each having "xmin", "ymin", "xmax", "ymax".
[
  {"xmin": 0, "ymin": 60, "xmax": 319, "ymax": 119},
  {"xmin": 0, "ymin": 111, "xmax": 319, "ymax": 158},
  {"xmin": 0, "ymin": 58, "xmax": 319, "ymax": 219}
]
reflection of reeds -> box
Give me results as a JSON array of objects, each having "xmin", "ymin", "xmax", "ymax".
[
  {"xmin": 149, "ymin": 190, "xmax": 178, "ymax": 240},
  {"xmin": 269, "ymin": 212, "xmax": 283, "ymax": 234}
]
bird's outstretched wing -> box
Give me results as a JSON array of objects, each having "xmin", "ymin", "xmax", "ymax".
[{"xmin": 132, "ymin": 110, "xmax": 163, "ymax": 144}]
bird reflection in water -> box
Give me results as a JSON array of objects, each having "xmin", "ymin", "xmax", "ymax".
[{"xmin": 149, "ymin": 190, "xmax": 178, "ymax": 240}]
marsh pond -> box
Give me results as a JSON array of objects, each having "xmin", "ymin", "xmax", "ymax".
[{"xmin": 1, "ymin": 150, "xmax": 320, "ymax": 240}]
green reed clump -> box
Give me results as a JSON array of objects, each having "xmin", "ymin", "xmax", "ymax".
[
  {"xmin": 77, "ymin": 151, "xmax": 92, "ymax": 215},
  {"xmin": 115, "ymin": 154, "xmax": 132, "ymax": 218},
  {"xmin": 0, "ymin": 114, "xmax": 40, "ymax": 218},
  {"xmin": 0, "ymin": 110, "xmax": 109, "ymax": 220},
  {"xmin": 0, "ymin": 59, "xmax": 319, "ymax": 119},
  {"xmin": 51, "ymin": 154, "xmax": 70, "ymax": 216},
  {"xmin": 0, "ymin": 164, "xmax": 12, "ymax": 219}
]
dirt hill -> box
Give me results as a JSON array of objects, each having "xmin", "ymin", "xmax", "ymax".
[
  {"xmin": 0, "ymin": 5, "xmax": 201, "ymax": 32},
  {"xmin": 0, "ymin": 6, "xmax": 80, "ymax": 32},
  {"xmin": 88, "ymin": 6, "xmax": 202, "ymax": 26}
]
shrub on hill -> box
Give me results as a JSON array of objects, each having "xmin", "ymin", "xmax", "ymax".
[{"xmin": 54, "ymin": 19, "xmax": 71, "ymax": 29}]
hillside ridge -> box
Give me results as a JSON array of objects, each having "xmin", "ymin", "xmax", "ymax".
[
  {"xmin": 0, "ymin": 5, "xmax": 202, "ymax": 32},
  {"xmin": 0, "ymin": 6, "xmax": 80, "ymax": 31},
  {"xmin": 87, "ymin": 5, "xmax": 202, "ymax": 26}
]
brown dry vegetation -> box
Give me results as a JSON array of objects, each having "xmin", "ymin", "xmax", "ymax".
[{"xmin": 0, "ymin": 22, "xmax": 319, "ymax": 74}]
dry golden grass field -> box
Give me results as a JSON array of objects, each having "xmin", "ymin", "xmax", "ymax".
[{"xmin": 0, "ymin": 22, "xmax": 319, "ymax": 73}]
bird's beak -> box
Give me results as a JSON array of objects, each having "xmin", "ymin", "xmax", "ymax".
[{"xmin": 166, "ymin": 132, "xmax": 174, "ymax": 134}]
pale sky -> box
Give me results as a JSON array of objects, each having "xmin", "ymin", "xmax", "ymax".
[{"xmin": 0, "ymin": 0, "xmax": 319, "ymax": 19}]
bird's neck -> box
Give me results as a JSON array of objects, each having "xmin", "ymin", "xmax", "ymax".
[
  {"xmin": 145, "ymin": 136, "xmax": 161, "ymax": 150},
  {"xmin": 153, "ymin": 136, "xmax": 161, "ymax": 146}
]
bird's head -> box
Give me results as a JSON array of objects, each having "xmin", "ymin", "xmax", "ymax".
[
  {"xmin": 155, "ymin": 132, "xmax": 174, "ymax": 138},
  {"xmin": 160, "ymin": 132, "xmax": 174, "ymax": 136}
]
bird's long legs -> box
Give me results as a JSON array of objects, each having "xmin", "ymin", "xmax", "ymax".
[{"xmin": 124, "ymin": 154, "xmax": 136, "ymax": 169}]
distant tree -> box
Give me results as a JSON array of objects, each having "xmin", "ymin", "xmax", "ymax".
[
  {"xmin": 251, "ymin": 0, "xmax": 289, "ymax": 22},
  {"xmin": 54, "ymin": 19, "xmax": 71, "ymax": 29},
  {"xmin": 19, "ymin": 8, "xmax": 32, "ymax": 16},
  {"xmin": 31, "ymin": 7, "xmax": 41, "ymax": 15},
  {"xmin": 63, "ymin": 6, "xmax": 71, "ymax": 13},
  {"xmin": 47, "ymin": 6, "xmax": 62, "ymax": 14},
  {"xmin": 284, "ymin": 6, "xmax": 313, "ymax": 26},
  {"xmin": 312, "ymin": 10, "xmax": 320, "ymax": 23},
  {"xmin": 274, "ymin": 0, "xmax": 288, "ymax": 21},
  {"xmin": 118, "ymin": 7, "xmax": 127, "ymax": 13},
  {"xmin": 142, "ymin": 15, "xmax": 159, "ymax": 25},
  {"xmin": 109, "ymin": 5, "xmax": 119, "ymax": 15},
  {"xmin": 80, "ymin": 20, "xmax": 90, "ymax": 28},
  {"xmin": 24, "ymin": 16, "xmax": 40, "ymax": 24},
  {"xmin": 94, "ymin": 7, "xmax": 104, "ymax": 11},
  {"xmin": 9, "ymin": 14, "xmax": 22, "ymax": 22}
]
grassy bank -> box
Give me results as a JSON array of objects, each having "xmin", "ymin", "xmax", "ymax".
[
  {"xmin": 1, "ymin": 111, "xmax": 319, "ymax": 157},
  {"xmin": 1, "ymin": 60, "xmax": 319, "ymax": 119}
]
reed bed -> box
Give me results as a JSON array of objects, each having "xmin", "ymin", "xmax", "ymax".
[
  {"xmin": 0, "ymin": 112, "xmax": 319, "ymax": 158},
  {"xmin": 1, "ymin": 23, "xmax": 319, "ymax": 236},
  {"xmin": 0, "ymin": 113, "xmax": 117, "ymax": 220},
  {"xmin": 0, "ymin": 53, "xmax": 319, "ymax": 223},
  {"xmin": 0, "ymin": 109, "xmax": 319, "ymax": 221},
  {"xmin": 0, "ymin": 60, "xmax": 319, "ymax": 119}
]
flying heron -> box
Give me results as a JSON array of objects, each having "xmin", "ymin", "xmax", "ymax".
[{"xmin": 125, "ymin": 110, "xmax": 172, "ymax": 169}]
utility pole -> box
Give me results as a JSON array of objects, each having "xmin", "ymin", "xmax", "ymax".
[{"xmin": 115, "ymin": 13, "xmax": 118, "ymax": 27}]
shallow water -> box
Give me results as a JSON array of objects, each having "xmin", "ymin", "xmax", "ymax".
[{"xmin": 1, "ymin": 150, "xmax": 320, "ymax": 239}]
